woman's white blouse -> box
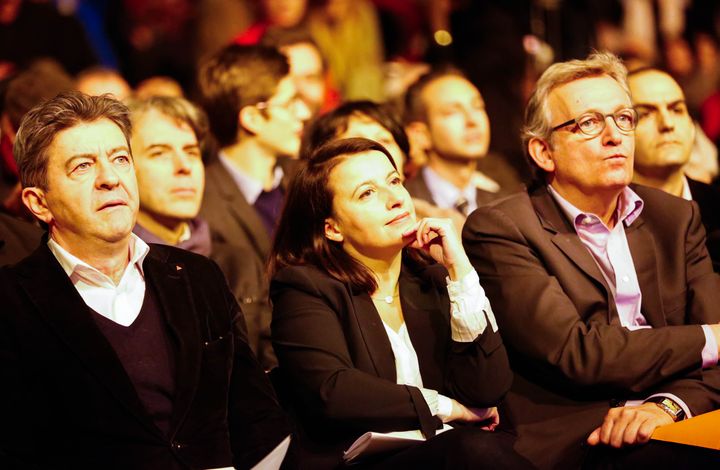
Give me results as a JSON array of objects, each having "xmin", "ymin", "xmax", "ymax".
[{"xmin": 380, "ymin": 269, "xmax": 498, "ymax": 421}]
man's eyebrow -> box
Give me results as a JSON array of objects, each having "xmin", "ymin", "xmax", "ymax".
[
  {"xmin": 64, "ymin": 154, "xmax": 95, "ymax": 171},
  {"xmin": 107, "ymin": 146, "xmax": 130, "ymax": 155},
  {"xmin": 145, "ymin": 143, "xmax": 172, "ymax": 151}
]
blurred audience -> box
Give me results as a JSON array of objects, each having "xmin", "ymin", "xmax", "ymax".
[
  {"xmin": 0, "ymin": 0, "xmax": 97, "ymax": 80},
  {"xmin": 75, "ymin": 66, "xmax": 131, "ymax": 100},
  {"xmin": 307, "ymin": 0, "xmax": 385, "ymax": 101},
  {"xmin": 135, "ymin": 75, "xmax": 184, "ymax": 99},
  {"xmin": 260, "ymin": 29, "xmax": 338, "ymax": 116},
  {"xmin": 403, "ymin": 67, "xmax": 517, "ymax": 221},
  {"xmin": 198, "ymin": 45, "xmax": 311, "ymax": 265},
  {"xmin": 1, "ymin": 59, "xmax": 73, "ymax": 210}
]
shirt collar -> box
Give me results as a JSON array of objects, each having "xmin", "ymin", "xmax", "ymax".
[
  {"xmin": 681, "ymin": 176, "xmax": 693, "ymax": 201},
  {"xmin": 547, "ymin": 184, "xmax": 644, "ymax": 230},
  {"xmin": 48, "ymin": 233, "xmax": 150, "ymax": 286},
  {"xmin": 422, "ymin": 166, "xmax": 476, "ymax": 210},
  {"xmin": 218, "ymin": 151, "xmax": 284, "ymax": 204}
]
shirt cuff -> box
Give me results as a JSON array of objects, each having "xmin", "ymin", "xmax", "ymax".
[
  {"xmin": 626, "ymin": 393, "xmax": 692, "ymax": 420},
  {"xmin": 446, "ymin": 269, "xmax": 498, "ymax": 342},
  {"xmin": 420, "ymin": 388, "xmax": 453, "ymax": 422},
  {"xmin": 700, "ymin": 325, "xmax": 719, "ymax": 368}
]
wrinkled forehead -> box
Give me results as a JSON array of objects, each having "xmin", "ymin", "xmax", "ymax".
[{"xmin": 548, "ymin": 75, "xmax": 631, "ymax": 122}]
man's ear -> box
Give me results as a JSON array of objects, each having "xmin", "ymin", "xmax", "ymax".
[
  {"xmin": 239, "ymin": 105, "xmax": 264, "ymax": 135},
  {"xmin": 528, "ymin": 137, "xmax": 556, "ymax": 173},
  {"xmin": 324, "ymin": 217, "xmax": 343, "ymax": 243},
  {"xmin": 21, "ymin": 186, "xmax": 52, "ymax": 225},
  {"xmin": 406, "ymin": 121, "xmax": 431, "ymax": 153}
]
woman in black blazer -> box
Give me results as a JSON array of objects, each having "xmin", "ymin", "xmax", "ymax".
[{"xmin": 269, "ymin": 138, "xmax": 530, "ymax": 469}]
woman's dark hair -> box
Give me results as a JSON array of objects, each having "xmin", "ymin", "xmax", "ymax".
[
  {"xmin": 270, "ymin": 137, "xmax": 423, "ymax": 293},
  {"xmin": 299, "ymin": 100, "xmax": 410, "ymax": 161}
]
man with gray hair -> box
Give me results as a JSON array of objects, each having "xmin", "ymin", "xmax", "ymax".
[
  {"xmin": 463, "ymin": 52, "xmax": 720, "ymax": 468},
  {"xmin": 0, "ymin": 91, "xmax": 291, "ymax": 468}
]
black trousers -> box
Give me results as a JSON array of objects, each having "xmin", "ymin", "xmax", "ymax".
[{"xmin": 352, "ymin": 428, "xmax": 534, "ymax": 470}]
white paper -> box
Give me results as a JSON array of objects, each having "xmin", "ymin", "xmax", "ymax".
[{"xmin": 342, "ymin": 424, "xmax": 453, "ymax": 463}]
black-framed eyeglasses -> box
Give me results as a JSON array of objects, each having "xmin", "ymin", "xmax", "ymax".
[{"xmin": 550, "ymin": 108, "xmax": 638, "ymax": 137}]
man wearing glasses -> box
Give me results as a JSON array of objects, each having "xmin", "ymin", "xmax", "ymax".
[
  {"xmin": 198, "ymin": 44, "xmax": 311, "ymax": 268},
  {"xmin": 463, "ymin": 52, "xmax": 720, "ymax": 469}
]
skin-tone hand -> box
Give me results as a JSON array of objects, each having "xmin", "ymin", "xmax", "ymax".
[
  {"xmin": 587, "ymin": 403, "xmax": 674, "ymax": 448},
  {"xmin": 447, "ymin": 401, "xmax": 499, "ymax": 431},
  {"xmin": 402, "ymin": 217, "xmax": 473, "ymax": 281}
]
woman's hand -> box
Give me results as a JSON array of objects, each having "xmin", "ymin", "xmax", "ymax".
[
  {"xmin": 447, "ymin": 400, "xmax": 499, "ymax": 431},
  {"xmin": 403, "ymin": 217, "xmax": 473, "ymax": 280}
]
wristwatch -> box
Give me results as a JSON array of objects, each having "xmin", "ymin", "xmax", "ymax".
[{"xmin": 644, "ymin": 396, "xmax": 686, "ymax": 422}]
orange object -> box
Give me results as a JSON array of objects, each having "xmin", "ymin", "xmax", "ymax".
[{"xmin": 652, "ymin": 409, "xmax": 720, "ymax": 450}]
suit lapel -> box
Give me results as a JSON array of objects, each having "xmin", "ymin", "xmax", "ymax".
[
  {"xmin": 17, "ymin": 245, "xmax": 163, "ymax": 438},
  {"xmin": 625, "ymin": 216, "xmax": 666, "ymax": 327},
  {"xmin": 206, "ymin": 161, "xmax": 272, "ymax": 259},
  {"xmin": 350, "ymin": 291, "xmax": 398, "ymax": 382},
  {"xmin": 143, "ymin": 250, "xmax": 203, "ymax": 434},
  {"xmin": 531, "ymin": 187, "xmax": 610, "ymax": 291}
]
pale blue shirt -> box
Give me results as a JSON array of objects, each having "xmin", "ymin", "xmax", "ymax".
[
  {"xmin": 422, "ymin": 166, "xmax": 478, "ymax": 214},
  {"xmin": 218, "ymin": 151, "xmax": 284, "ymax": 204}
]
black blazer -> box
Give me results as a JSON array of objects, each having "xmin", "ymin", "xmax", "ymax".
[
  {"xmin": 201, "ymin": 154, "xmax": 298, "ymax": 265},
  {"xmin": 0, "ymin": 243, "xmax": 290, "ymax": 469},
  {"xmin": 688, "ymin": 177, "xmax": 720, "ymax": 272},
  {"xmin": 0, "ymin": 212, "xmax": 41, "ymax": 267},
  {"xmin": 270, "ymin": 261, "xmax": 512, "ymax": 466}
]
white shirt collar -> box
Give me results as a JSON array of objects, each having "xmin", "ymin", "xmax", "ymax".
[
  {"xmin": 48, "ymin": 233, "xmax": 149, "ymax": 286},
  {"xmin": 422, "ymin": 166, "xmax": 477, "ymax": 212},
  {"xmin": 218, "ymin": 151, "xmax": 284, "ymax": 204},
  {"xmin": 681, "ymin": 176, "xmax": 693, "ymax": 201}
]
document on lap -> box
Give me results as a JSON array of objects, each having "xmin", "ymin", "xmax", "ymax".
[{"xmin": 343, "ymin": 424, "xmax": 453, "ymax": 463}]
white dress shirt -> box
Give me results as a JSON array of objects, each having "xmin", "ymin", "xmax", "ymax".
[
  {"xmin": 48, "ymin": 234, "xmax": 149, "ymax": 326},
  {"xmin": 381, "ymin": 269, "xmax": 498, "ymax": 421}
]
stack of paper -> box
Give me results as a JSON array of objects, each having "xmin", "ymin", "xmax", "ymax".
[{"xmin": 343, "ymin": 424, "xmax": 453, "ymax": 463}]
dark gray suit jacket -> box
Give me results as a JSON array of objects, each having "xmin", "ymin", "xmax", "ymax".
[
  {"xmin": 463, "ymin": 184, "xmax": 720, "ymax": 469},
  {"xmin": 0, "ymin": 243, "xmax": 290, "ymax": 469},
  {"xmin": 200, "ymin": 155, "xmax": 297, "ymax": 265}
]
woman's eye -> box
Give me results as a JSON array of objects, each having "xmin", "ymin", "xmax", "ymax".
[{"xmin": 359, "ymin": 188, "xmax": 374, "ymax": 199}]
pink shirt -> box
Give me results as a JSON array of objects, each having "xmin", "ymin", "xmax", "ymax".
[{"xmin": 548, "ymin": 185, "xmax": 717, "ymax": 370}]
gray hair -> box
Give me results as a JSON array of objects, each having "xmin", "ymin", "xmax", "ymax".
[
  {"xmin": 125, "ymin": 95, "xmax": 209, "ymax": 150},
  {"xmin": 522, "ymin": 51, "xmax": 630, "ymax": 180}
]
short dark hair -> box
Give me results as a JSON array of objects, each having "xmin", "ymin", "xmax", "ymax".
[
  {"xmin": 271, "ymin": 137, "xmax": 424, "ymax": 293},
  {"xmin": 14, "ymin": 91, "xmax": 131, "ymax": 190},
  {"xmin": 197, "ymin": 44, "xmax": 289, "ymax": 147},
  {"xmin": 300, "ymin": 100, "xmax": 409, "ymax": 160},
  {"xmin": 126, "ymin": 95, "xmax": 209, "ymax": 151},
  {"xmin": 403, "ymin": 65, "xmax": 468, "ymax": 124}
]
